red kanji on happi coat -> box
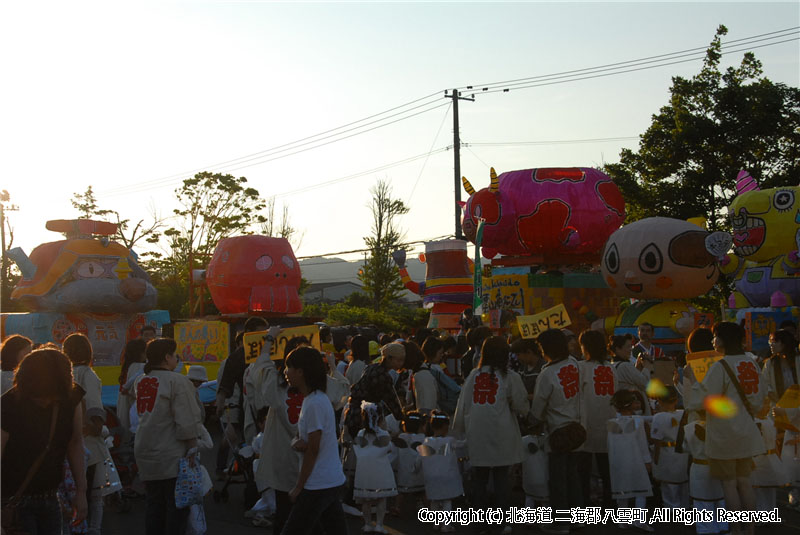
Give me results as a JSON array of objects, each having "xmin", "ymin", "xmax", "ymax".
[
  {"xmin": 558, "ymin": 364, "xmax": 579, "ymax": 399},
  {"xmin": 593, "ymin": 365, "xmax": 614, "ymax": 396},
  {"xmin": 473, "ymin": 372, "xmax": 499, "ymax": 405},
  {"xmin": 737, "ymin": 361, "xmax": 760, "ymax": 395},
  {"xmin": 286, "ymin": 390, "xmax": 305, "ymax": 424},
  {"xmin": 136, "ymin": 376, "xmax": 159, "ymax": 414}
]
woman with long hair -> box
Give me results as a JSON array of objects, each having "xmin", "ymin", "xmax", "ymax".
[
  {"xmin": 1, "ymin": 347, "xmax": 88, "ymax": 534},
  {"xmin": 453, "ymin": 336, "xmax": 528, "ymax": 535},
  {"xmin": 117, "ymin": 338, "xmax": 147, "ymax": 433},
  {"xmin": 764, "ymin": 328, "xmax": 799, "ymax": 403},
  {"xmin": 1, "ymin": 334, "xmax": 32, "ymax": 395}
]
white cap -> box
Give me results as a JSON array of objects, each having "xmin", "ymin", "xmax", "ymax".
[{"xmin": 187, "ymin": 365, "xmax": 208, "ymax": 382}]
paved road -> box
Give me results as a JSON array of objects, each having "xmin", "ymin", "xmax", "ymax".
[{"xmin": 102, "ymin": 426, "xmax": 800, "ymax": 535}]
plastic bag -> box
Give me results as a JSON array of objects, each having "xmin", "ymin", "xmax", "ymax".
[
  {"xmin": 185, "ymin": 503, "xmax": 207, "ymax": 535},
  {"xmin": 175, "ymin": 453, "xmax": 204, "ymax": 509},
  {"xmin": 199, "ymin": 465, "xmax": 213, "ymax": 496}
]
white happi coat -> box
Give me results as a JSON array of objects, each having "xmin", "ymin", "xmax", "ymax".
[
  {"xmin": 762, "ymin": 354, "xmax": 800, "ymax": 401},
  {"xmin": 73, "ymin": 365, "xmax": 111, "ymax": 467},
  {"xmin": 650, "ymin": 410, "xmax": 689, "ymax": 484},
  {"xmin": 133, "ymin": 369, "xmax": 202, "ymax": 481},
  {"xmin": 394, "ymin": 432, "xmax": 425, "ymax": 493},
  {"xmin": 687, "ymin": 354, "xmax": 767, "ymax": 460},
  {"xmin": 521, "ymin": 434, "xmax": 548, "ymax": 501},
  {"xmin": 452, "ymin": 366, "xmax": 528, "ymax": 466},
  {"xmin": 612, "ymin": 359, "xmax": 651, "ymax": 415},
  {"xmin": 607, "ymin": 414, "xmax": 652, "ymax": 500},
  {"xmin": 412, "ymin": 367, "xmax": 438, "ymax": 413},
  {"xmin": 530, "ymin": 357, "xmax": 582, "ymax": 441},
  {"xmin": 117, "ymin": 362, "xmax": 145, "ymax": 432},
  {"xmin": 353, "ymin": 429, "xmax": 397, "ymax": 499},
  {"xmin": 417, "ymin": 436, "xmax": 463, "ymax": 501},
  {"xmin": 577, "ymin": 360, "xmax": 616, "ymax": 453},
  {"xmin": 682, "ymin": 420, "xmax": 723, "ymax": 501}
]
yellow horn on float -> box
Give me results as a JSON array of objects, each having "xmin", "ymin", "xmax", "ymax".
[
  {"xmin": 489, "ymin": 167, "xmax": 499, "ymax": 192},
  {"xmin": 462, "ymin": 176, "xmax": 476, "ymax": 195}
]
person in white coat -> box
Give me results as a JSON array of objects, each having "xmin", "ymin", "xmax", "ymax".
[
  {"xmin": 685, "ymin": 322, "xmax": 767, "ymax": 535},
  {"xmin": 345, "ymin": 335, "xmax": 371, "ymax": 386},
  {"xmin": 452, "ymin": 336, "xmax": 528, "ymax": 535},
  {"xmin": 133, "ymin": 338, "xmax": 202, "ymax": 535},
  {"xmin": 116, "ymin": 339, "xmax": 147, "ymax": 434},
  {"xmin": 530, "ymin": 329, "xmax": 583, "ymax": 535},
  {"xmin": 576, "ymin": 329, "xmax": 616, "ymax": 506},
  {"xmin": 609, "ymin": 334, "xmax": 650, "ymax": 415},
  {"xmin": 650, "ymin": 387, "xmax": 689, "ymax": 508},
  {"xmin": 763, "ymin": 329, "xmax": 799, "ymax": 403}
]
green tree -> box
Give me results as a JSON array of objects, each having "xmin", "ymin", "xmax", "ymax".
[
  {"xmin": 71, "ymin": 186, "xmax": 112, "ymax": 220},
  {"xmin": 605, "ymin": 25, "xmax": 800, "ymax": 229},
  {"xmin": 358, "ymin": 180, "xmax": 409, "ymax": 311},
  {"xmin": 260, "ymin": 196, "xmax": 304, "ymax": 250},
  {"xmin": 144, "ymin": 171, "xmax": 267, "ymax": 318},
  {"xmin": 1, "ymin": 190, "xmax": 23, "ymax": 312}
]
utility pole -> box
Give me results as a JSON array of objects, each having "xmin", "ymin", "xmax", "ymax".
[
  {"xmin": 445, "ymin": 89, "xmax": 474, "ymax": 241},
  {"xmin": 0, "ymin": 193, "xmax": 19, "ymax": 306}
]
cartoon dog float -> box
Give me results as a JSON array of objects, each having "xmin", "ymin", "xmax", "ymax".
[
  {"xmin": 460, "ymin": 167, "xmax": 625, "ymax": 262},
  {"xmin": 595, "ymin": 217, "xmax": 721, "ymax": 351},
  {"xmin": 722, "ymin": 171, "xmax": 800, "ymax": 308}
]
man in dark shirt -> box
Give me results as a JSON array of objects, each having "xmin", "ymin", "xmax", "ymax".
[{"xmin": 215, "ymin": 316, "xmax": 268, "ymax": 419}]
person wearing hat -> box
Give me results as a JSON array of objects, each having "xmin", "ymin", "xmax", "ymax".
[{"xmin": 342, "ymin": 343, "xmax": 406, "ymax": 440}]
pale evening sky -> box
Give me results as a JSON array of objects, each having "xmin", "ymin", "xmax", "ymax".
[{"xmin": 1, "ymin": 1, "xmax": 797, "ymax": 270}]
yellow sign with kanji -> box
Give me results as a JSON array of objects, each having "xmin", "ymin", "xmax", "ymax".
[
  {"xmin": 517, "ymin": 304, "xmax": 571, "ymax": 339},
  {"xmin": 777, "ymin": 384, "xmax": 800, "ymax": 409},
  {"xmin": 175, "ymin": 320, "xmax": 230, "ymax": 363},
  {"xmin": 686, "ymin": 350, "xmax": 723, "ymax": 383},
  {"xmin": 243, "ymin": 325, "xmax": 321, "ymax": 364}
]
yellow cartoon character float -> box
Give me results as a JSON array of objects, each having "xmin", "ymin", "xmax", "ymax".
[
  {"xmin": 596, "ymin": 217, "xmax": 720, "ymax": 352},
  {"xmin": 722, "ymin": 171, "xmax": 800, "ymax": 308}
]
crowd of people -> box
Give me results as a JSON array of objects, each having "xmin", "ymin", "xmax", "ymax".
[{"xmin": 2, "ymin": 317, "xmax": 799, "ymax": 535}]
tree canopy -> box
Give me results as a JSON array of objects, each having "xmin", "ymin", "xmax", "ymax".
[{"xmin": 605, "ymin": 25, "xmax": 800, "ymax": 229}]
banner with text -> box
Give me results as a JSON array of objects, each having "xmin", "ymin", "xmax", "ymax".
[
  {"xmin": 175, "ymin": 320, "xmax": 230, "ymax": 363},
  {"xmin": 517, "ymin": 304, "xmax": 572, "ymax": 339},
  {"xmin": 243, "ymin": 325, "xmax": 321, "ymax": 363}
]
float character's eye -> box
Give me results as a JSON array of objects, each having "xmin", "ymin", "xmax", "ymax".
[
  {"xmin": 604, "ymin": 243, "xmax": 620, "ymax": 274},
  {"xmin": 281, "ymin": 256, "xmax": 294, "ymax": 269},
  {"xmin": 773, "ymin": 190, "xmax": 795, "ymax": 212},
  {"xmin": 255, "ymin": 255, "xmax": 273, "ymax": 271},
  {"xmin": 77, "ymin": 261, "xmax": 106, "ymax": 278},
  {"xmin": 638, "ymin": 243, "xmax": 663, "ymax": 274}
]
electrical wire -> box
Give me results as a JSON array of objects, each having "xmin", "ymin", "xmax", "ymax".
[
  {"xmin": 406, "ymin": 101, "xmax": 452, "ymax": 204},
  {"xmin": 473, "ymin": 37, "xmax": 799, "ymax": 96},
  {"xmin": 456, "ymin": 27, "xmax": 799, "ymax": 93},
  {"xmin": 98, "ymin": 97, "xmax": 446, "ymax": 197},
  {"xmin": 465, "ymin": 136, "xmax": 640, "ymax": 147},
  {"xmin": 296, "ymin": 233, "xmax": 453, "ymax": 260}
]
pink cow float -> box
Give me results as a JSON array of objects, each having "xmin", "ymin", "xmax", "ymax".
[{"xmin": 461, "ymin": 167, "xmax": 625, "ymax": 261}]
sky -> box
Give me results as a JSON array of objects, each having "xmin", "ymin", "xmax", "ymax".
[{"xmin": 1, "ymin": 1, "xmax": 798, "ymax": 271}]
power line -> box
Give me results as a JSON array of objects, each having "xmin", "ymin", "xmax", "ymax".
[
  {"xmin": 98, "ymin": 97, "xmax": 446, "ymax": 198},
  {"xmin": 296, "ymin": 233, "xmax": 453, "ymax": 260},
  {"xmin": 456, "ymin": 27, "xmax": 799, "ymax": 93},
  {"xmin": 473, "ymin": 37, "xmax": 799, "ymax": 96},
  {"xmin": 407, "ymin": 101, "xmax": 451, "ymax": 204},
  {"xmin": 465, "ymin": 136, "xmax": 640, "ymax": 147}
]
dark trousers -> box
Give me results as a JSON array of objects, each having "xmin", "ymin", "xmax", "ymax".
[
  {"xmin": 576, "ymin": 451, "xmax": 612, "ymax": 506},
  {"xmin": 471, "ymin": 465, "xmax": 511, "ymax": 535},
  {"xmin": 548, "ymin": 452, "xmax": 582, "ymax": 511},
  {"xmin": 280, "ymin": 485, "xmax": 347, "ymax": 535},
  {"xmin": 145, "ymin": 478, "xmax": 190, "ymax": 535},
  {"xmin": 15, "ymin": 493, "xmax": 63, "ymax": 535},
  {"xmin": 275, "ymin": 489, "xmax": 292, "ymax": 535}
]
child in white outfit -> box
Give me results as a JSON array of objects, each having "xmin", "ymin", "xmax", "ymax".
[
  {"xmin": 651, "ymin": 387, "xmax": 689, "ymax": 508},
  {"xmin": 353, "ymin": 402, "xmax": 397, "ymax": 534},
  {"xmin": 393, "ymin": 410, "xmax": 426, "ymax": 512},
  {"xmin": 752, "ymin": 416, "xmax": 789, "ymax": 512},
  {"xmin": 417, "ymin": 411, "xmax": 463, "ymax": 533},
  {"xmin": 607, "ymin": 390, "xmax": 653, "ymax": 533},
  {"xmin": 521, "ymin": 434, "xmax": 549, "ymax": 507},
  {"xmin": 681, "ymin": 412, "xmax": 728, "ymax": 534}
]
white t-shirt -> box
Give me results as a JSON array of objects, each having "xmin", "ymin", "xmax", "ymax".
[{"xmin": 298, "ymin": 389, "xmax": 346, "ymax": 490}]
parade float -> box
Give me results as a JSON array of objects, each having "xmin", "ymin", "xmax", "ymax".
[
  {"xmin": 721, "ymin": 171, "xmax": 800, "ymax": 352},
  {"xmin": 458, "ymin": 167, "xmax": 626, "ymax": 335},
  {"xmin": 1, "ymin": 219, "xmax": 169, "ymax": 388},
  {"xmin": 174, "ymin": 235, "xmax": 308, "ymax": 379},
  {"xmin": 595, "ymin": 217, "xmax": 720, "ymax": 352},
  {"xmin": 392, "ymin": 240, "xmax": 474, "ymax": 331}
]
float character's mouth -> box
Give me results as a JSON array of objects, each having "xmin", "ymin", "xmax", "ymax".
[
  {"xmin": 625, "ymin": 283, "xmax": 643, "ymax": 293},
  {"xmin": 731, "ymin": 213, "xmax": 765, "ymax": 256}
]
